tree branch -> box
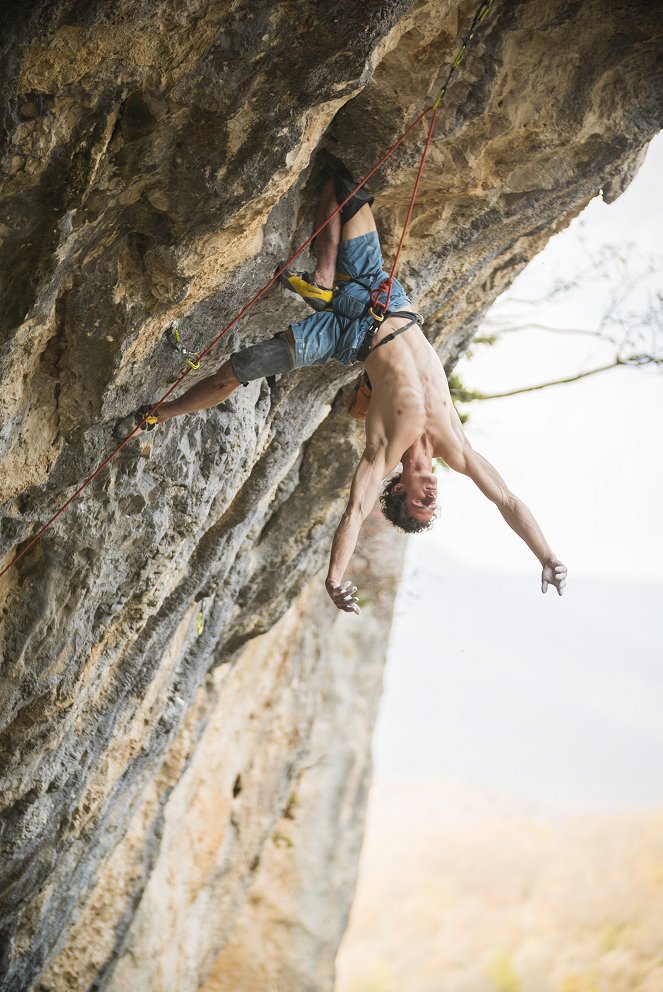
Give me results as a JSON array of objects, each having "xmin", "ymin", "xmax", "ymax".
[{"xmin": 453, "ymin": 361, "xmax": 623, "ymax": 401}]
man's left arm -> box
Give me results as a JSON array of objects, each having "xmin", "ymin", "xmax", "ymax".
[{"xmin": 452, "ymin": 442, "xmax": 567, "ymax": 596}]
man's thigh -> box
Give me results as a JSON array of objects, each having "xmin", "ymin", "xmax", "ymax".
[
  {"xmin": 289, "ymin": 308, "xmax": 343, "ymax": 367},
  {"xmin": 341, "ymin": 203, "xmax": 377, "ymax": 241},
  {"xmin": 336, "ymin": 229, "xmax": 385, "ymax": 284}
]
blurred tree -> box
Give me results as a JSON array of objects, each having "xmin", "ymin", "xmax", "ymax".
[{"xmin": 451, "ymin": 238, "xmax": 663, "ymax": 418}]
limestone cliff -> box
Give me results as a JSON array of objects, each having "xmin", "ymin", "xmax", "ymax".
[{"xmin": 0, "ymin": 1, "xmax": 660, "ymax": 990}]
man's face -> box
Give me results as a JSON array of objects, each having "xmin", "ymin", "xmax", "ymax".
[{"xmin": 393, "ymin": 471, "xmax": 438, "ymax": 525}]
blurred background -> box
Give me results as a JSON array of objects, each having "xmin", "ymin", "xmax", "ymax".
[{"xmin": 336, "ymin": 133, "xmax": 663, "ymax": 992}]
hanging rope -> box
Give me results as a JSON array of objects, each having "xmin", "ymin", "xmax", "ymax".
[
  {"xmin": 0, "ymin": 0, "xmax": 493, "ymax": 581},
  {"xmin": 379, "ymin": 0, "xmax": 492, "ymax": 313}
]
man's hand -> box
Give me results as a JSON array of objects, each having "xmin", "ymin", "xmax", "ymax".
[
  {"xmin": 541, "ymin": 558, "xmax": 567, "ymax": 596},
  {"xmin": 326, "ymin": 579, "xmax": 361, "ymax": 615}
]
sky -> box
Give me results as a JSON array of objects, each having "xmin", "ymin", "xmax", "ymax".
[{"xmin": 372, "ymin": 132, "xmax": 663, "ymax": 818}]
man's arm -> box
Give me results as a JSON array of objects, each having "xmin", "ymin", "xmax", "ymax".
[
  {"xmin": 326, "ymin": 445, "xmax": 386, "ymax": 614},
  {"xmin": 445, "ymin": 433, "xmax": 567, "ymax": 596}
]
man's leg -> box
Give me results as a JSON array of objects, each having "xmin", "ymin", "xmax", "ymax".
[
  {"xmin": 159, "ymin": 329, "xmax": 296, "ymax": 422},
  {"xmin": 278, "ymin": 158, "xmax": 376, "ymax": 308},
  {"xmin": 310, "ymin": 178, "xmax": 342, "ymax": 289},
  {"xmin": 274, "ymin": 179, "xmax": 340, "ymax": 310},
  {"xmin": 311, "ymin": 179, "xmax": 377, "ymax": 276},
  {"xmin": 113, "ymin": 334, "xmax": 294, "ymax": 438},
  {"xmin": 156, "ymin": 358, "xmax": 241, "ymax": 422}
]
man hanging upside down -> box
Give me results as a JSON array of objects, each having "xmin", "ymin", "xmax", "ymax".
[{"xmin": 114, "ymin": 156, "xmax": 567, "ymax": 614}]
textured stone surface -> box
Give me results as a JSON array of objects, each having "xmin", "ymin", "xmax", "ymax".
[
  {"xmin": 36, "ymin": 513, "xmax": 406, "ymax": 992},
  {"xmin": 0, "ymin": 1, "xmax": 661, "ymax": 989}
]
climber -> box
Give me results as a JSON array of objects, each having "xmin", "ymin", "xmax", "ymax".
[{"xmin": 113, "ymin": 156, "xmax": 567, "ymax": 614}]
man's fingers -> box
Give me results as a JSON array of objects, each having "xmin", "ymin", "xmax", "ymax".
[
  {"xmin": 540, "ymin": 557, "xmax": 568, "ymax": 597},
  {"xmin": 330, "ymin": 581, "xmax": 360, "ymax": 614}
]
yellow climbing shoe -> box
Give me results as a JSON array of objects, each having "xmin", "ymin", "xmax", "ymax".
[
  {"xmin": 275, "ymin": 262, "xmax": 333, "ymax": 311},
  {"xmin": 113, "ymin": 405, "xmax": 159, "ymax": 442}
]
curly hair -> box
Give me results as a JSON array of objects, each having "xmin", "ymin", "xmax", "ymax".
[{"xmin": 378, "ymin": 474, "xmax": 437, "ymax": 534}]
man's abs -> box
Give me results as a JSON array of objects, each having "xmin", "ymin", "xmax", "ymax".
[{"xmin": 364, "ymin": 322, "xmax": 456, "ymax": 460}]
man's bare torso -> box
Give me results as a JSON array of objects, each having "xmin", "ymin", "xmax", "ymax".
[{"xmin": 364, "ymin": 312, "xmax": 462, "ymax": 470}]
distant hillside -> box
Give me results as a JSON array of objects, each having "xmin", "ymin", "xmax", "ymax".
[{"xmin": 336, "ymin": 778, "xmax": 663, "ymax": 992}]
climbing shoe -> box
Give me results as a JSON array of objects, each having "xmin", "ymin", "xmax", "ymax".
[
  {"xmin": 275, "ymin": 262, "xmax": 333, "ymax": 311},
  {"xmin": 113, "ymin": 405, "xmax": 159, "ymax": 442}
]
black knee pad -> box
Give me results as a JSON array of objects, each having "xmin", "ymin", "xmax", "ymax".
[
  {"xmin": 230, "ymin": 335, "xmax": 294, "ymax": 383},
  {"xmin": 334, "ymin": 168, "xmax": 375, "ymax": 225}
]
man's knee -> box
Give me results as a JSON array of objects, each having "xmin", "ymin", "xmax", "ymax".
[
  {"xmin": 230, "ymin": 334, "xmax": 295, "ymax": 384},
  {"xmin": 212, "ymin": 360, "xmax": 240, "ymax": 391}
]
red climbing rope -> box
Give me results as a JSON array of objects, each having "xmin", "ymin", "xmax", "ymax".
[
  {"xmin": 0, "ymin": 0, "xmax": 492, "ymax": 580},
  {"xmin": 379, "ymin": 104, "xmax": 439, "ymax": 314}
]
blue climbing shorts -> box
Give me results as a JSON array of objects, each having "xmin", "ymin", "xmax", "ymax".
[{"xmin": 290, "ymin": 231, "xmax": 412, "ymax": 367}]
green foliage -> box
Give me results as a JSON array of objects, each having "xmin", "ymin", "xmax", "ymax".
[{"xmin": 447, "ymin": 371, "xmax": 482, "ymax": 423}]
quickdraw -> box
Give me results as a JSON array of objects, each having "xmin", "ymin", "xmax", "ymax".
[{"xmin": 166, "ymin": 321, "xmax": 201, "ymax": 370}]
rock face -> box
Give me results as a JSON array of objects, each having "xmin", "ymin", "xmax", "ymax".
[{"xmin": 0, "ymin": 1, "xmax": 660, "ymax": 990}]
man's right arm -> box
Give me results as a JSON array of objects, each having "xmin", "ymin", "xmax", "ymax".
[{"xmin": 326, "ymin": 445, "xmax": 386, "ymax": 614}]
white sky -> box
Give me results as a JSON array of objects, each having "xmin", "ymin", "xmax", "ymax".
[{"xmin": 373, "ymin": 132, "xmax": 663, "ymax": 817}]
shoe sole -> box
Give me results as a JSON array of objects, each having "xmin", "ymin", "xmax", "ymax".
[{"xmin": 276, "ymin": 266, "xmax": 330, "ymax": 311}]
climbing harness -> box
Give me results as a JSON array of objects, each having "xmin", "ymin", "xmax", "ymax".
[
  {"xmin": 326, "ymin": 274, "xmax": 423, "ymax": 362},
  {"xmin": 166, "ymin": 320, "xmax": 200, "ymax": 370},
  {"xmin": 0, "ymin": 0, "xmax": 493, "ymax": 580},
  {"xmin": 362, "ymin": 311, "xmax": 423, "ymax": 359}
]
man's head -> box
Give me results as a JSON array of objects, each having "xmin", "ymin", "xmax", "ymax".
[{"xmin": 379, "ymin": 471, "xmax": 438, "ymax": 534}]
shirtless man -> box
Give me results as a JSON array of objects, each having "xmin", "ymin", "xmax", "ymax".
[{"xmin": 114, "ymin": 159, "xmax": 567, "ymax": 614}]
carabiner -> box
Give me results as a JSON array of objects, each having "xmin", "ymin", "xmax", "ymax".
[{"xmin": 166, "ymin": 321, "xmax": 201, "ymax": 370}]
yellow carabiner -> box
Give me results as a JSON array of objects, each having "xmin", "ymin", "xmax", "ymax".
[
  {"xmin": 432, "ymin": 84, "xmax": 446, "ymax": 110},
  {"xmin": 453, "ymin": 43, "xmax": 467, "ymax": 67},
  {"xmin": 368, "ymin": 307, "xmax": 385, "ymax": 322}
]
